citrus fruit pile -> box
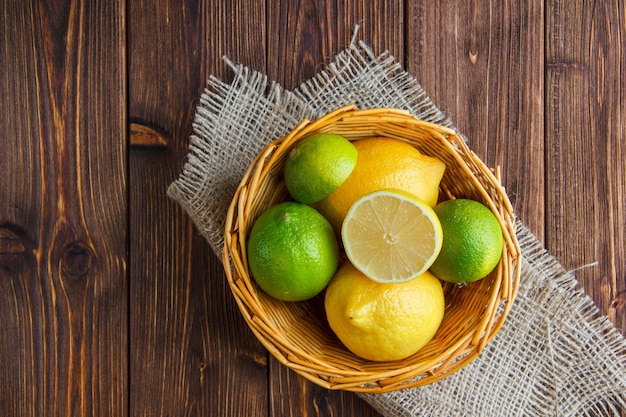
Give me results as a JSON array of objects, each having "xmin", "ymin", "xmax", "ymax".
[{"xmin": 246, "ymin": 132, "xmax": 504, "ymax": 361}]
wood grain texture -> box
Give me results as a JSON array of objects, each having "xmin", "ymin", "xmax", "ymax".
[
  {"xmin": 128, "ymin": 1, "xmax": 269, "ymax": 416},
  {"xmin": 0, "ymin": 1, "xmax": 127, "ymax": 416},
  {"xmin": 266, "ymin": 0, "xmax": 404, "ymax": 90},
  {"xmin": 1, "ymin": 0, "xmax": 624, "ymax": 416},
  {"xmin": 545, "ymin": 0, "xmax": 625, "ymax": 334},
  {"xmin": 407, "ymin": 0, "xmax": 545, "ymax": 239}
]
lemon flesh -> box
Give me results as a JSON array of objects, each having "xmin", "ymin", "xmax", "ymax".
[
  {"xmin": 325, "ymin": 262, "xmax": 445, "ymax": 362},
  {"xmin": 430, "ymin": 199, "xmax": 504, "ymax": 284},
  {"xmin": 247, "ymin": 202, "xmax": 339, "ymax": 301},
  {"xmin": 284, "ymin": 133, "xmax": 357, "ymax": 204},
  {"xmin": 341, "ymin": 189, "xmax": 443, "ymax": 283}
]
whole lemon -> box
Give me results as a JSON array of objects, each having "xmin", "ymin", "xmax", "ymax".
[
  {"xmin": 247, "ymin": 202, "xmax": 339, "ymax": 301},
  {"xmin": 284, "ymin": 133, "xmax": 357, "ymax": 204},
  {"xmin": 313, "ymin": 137, "xmax": 445, "ymax": 232},
  {"xmin": 325, "ymin": 262, "xmax": 445, "ymax": 362},
  {"xmin": 429, "ymin": 199, "xmax": 504, "ymax": 284}
]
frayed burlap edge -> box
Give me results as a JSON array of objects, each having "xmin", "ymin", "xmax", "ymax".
[
  {"xmin": 167, "ymin": 65, "xmax": 315, "ymax": 253},
  {"xmin": 167, "ymin": 33, "xmax": 458, "ymax": 255},
  {"xmin": 362, "ymin": 221, "xmax": 626, "ymax": 417}
]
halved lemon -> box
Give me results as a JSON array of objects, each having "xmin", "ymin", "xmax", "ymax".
[{"xmin": 341, "ymin": 189, "xmax": 443, "ymax": 283}]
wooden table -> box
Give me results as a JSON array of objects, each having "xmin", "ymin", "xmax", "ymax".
[{"xmin": 1, "ymin": 1, "xmax": 624, "ymax": 416}]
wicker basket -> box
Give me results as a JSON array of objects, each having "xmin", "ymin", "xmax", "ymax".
[{"xmin": 223, "ymin": 105, "xmax": 521, "ymax": 393}]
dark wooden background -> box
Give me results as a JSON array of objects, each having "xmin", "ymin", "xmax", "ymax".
[{"xmin": 1, "ymin": 1, "xmax": 624, "ymax": 416}]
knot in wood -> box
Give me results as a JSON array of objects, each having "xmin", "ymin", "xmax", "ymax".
[
  {"xmin": 0, "ymin": 227, "xmax": 27, "ymax": 255},
  {"xmin": 0, "ymin": 225, "xmax": 30, "ymax": 273},
  {"xmin": 469, "ymin": 47, "xmax": 478, "ymax": 65},
  {"xmin": 61, "ymin": 242, "xmax": 94, "ymax": 278},
  {"xmin": 129, "ymin": 122, "xmax": 169, "ymax": 148}
]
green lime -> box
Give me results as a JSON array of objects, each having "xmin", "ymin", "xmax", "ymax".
[
  {"xmin": 284, "ymin": 133, "xmax": 357, "ymax": 204},
  {"xmin": 429, "ymin": 199, "xmax": 504, "ymax": 284},
  {"xmin": 247, "ymin": 202, "xmax": 339, "ymax": 301}
]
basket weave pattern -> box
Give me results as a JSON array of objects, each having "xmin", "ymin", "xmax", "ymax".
[{"xmin": 223, "ymin": 105, "xmax": 521, "ymax": 393}]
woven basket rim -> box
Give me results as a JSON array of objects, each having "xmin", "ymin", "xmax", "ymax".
[{"xmin": 222, "ymin": 105, "xmax": 522, "ymax": 393}]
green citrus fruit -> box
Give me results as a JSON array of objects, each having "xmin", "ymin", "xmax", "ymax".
[
  {"xmin": 429, "ymin": 199, "xmax": 504, "ymax": 284},
  {"xmin": 247, "ymin": 202, "xmax": 339, "ymax": 301},
  {"xmin": 284, "ymin": 133, "xmax": 357, "ymax": 204},
  {"xmin": 325, "ymin": 262, "xmax": 445, "ymax": 361}
]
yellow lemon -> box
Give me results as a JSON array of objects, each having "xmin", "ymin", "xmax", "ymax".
[
  {"xmin": 325, "ymin": 262, "xmax": 445, "ymax": 361},
  {"xmin": 313, "ymin": 137, "xmax": 445, "ymax": 233},
  {"xmin": 341, "ymin": 189, "xmax": 443, "ymax": 283}
]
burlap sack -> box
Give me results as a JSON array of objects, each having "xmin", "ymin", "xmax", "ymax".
[{"xmin": 167, "ymin": 34, "xmax": 626, "ymax": 416}]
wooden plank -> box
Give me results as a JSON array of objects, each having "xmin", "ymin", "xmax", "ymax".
[
  {"xmin": 267, "ymin": 0, "xmax": 404, "ymax": 90},
  {"xmin": 127, "ymin": 0, "xmax": 269, "ymax": 415},
  {"xmin": 0, "ymin": 1, "xmax": 127, "ymax": 416},
  {"xmin": 265, "ymin": 2, "xmax": 403, "ymax": 415},
  {"xmin": 546, "ymin": 0, "xmax": 625, "ymax": 335},
  {"xmin": 406, "ymin": 0, "xmax": 545, "ymax": 238}
]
